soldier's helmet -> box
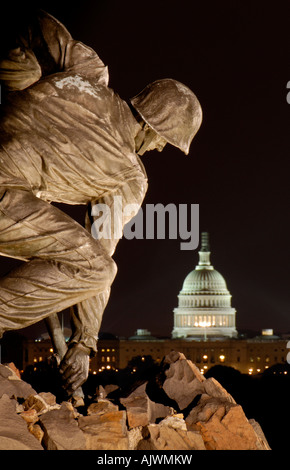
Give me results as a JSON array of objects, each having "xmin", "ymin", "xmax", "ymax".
[{"xmin": 130, "ymin": 79, "xmax": 202, "ymax": 155}]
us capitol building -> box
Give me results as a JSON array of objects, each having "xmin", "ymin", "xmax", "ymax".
[
  {"xmin": 20, "ymin": 233, "xmax": 289, "ymax": 376},
  {"xmin": 172, "ymin": 232, "xmax": 237, "ymax": 340}
]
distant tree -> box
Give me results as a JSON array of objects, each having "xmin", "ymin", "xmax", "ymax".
[
  {"xmin": 204, "ymin": 364, "xmax": 241, "ymax": 382},
  {"xmin": 22, "ymin": 360, "xmax": 63, "ymax": 399},
  {"xmin": 127, "ymin": 355, "xmax": 157, "ymax": 371},
  {"xmin": 262, "ymin": 362, "xmax": 290, "ymax": 377},
  {"xmin": 0, "ymin": 331, "xmax": 25, "ymax": 370}
]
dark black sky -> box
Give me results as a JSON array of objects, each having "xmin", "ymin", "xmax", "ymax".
[{"xmin": 1, "ymin": 0, "xmax": 290, "ymax": 339}]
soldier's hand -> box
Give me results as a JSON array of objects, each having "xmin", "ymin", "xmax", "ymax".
[{"xmin": 59, "ymin": 343, "xmax": 90, "ymax": 395}]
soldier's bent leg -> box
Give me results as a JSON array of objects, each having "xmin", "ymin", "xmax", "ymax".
[{"xmin": 0, "ymin": 189, "xmax": 117, "ymax": 335}]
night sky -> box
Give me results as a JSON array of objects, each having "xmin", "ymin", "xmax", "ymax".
[{"xmin": 1, "ymin": 0, "xmax": 290, "ymax": 339}]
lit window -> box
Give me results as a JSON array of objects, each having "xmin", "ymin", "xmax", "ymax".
[
  {"xmin": 106, "ymin": 356, "xmax": 110, "ymax": 362},
  {"xmin": 219, "ymin": 355, "xmax": 225, "ymax": 362}
]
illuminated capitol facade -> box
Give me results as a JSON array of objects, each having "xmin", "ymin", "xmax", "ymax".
[{"xmin": 172, "ymin": 232, "xmax": 237, "ymax": 340}]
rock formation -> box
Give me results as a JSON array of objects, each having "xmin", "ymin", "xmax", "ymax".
[{"xmin": 0, "ymin": 352, "xmax": 271, "ymax": 450}]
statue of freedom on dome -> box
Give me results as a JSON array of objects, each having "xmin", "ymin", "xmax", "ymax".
[{"xmin": 0, "ymin": 10, "xmax": 202, "ymax": 394}]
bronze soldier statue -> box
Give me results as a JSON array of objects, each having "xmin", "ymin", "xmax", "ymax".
[{"xmin": 0, "ymin": 10, "xmax": 202, "ymax": 394}]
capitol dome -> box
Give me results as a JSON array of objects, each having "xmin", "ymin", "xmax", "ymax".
[
  {"xmin": 172, "ymin": 233, "xmax": 237, "ymax": 340},
  {"xmin": 181, "ymin": 269, "xmax": 229, "ymax": 295}
]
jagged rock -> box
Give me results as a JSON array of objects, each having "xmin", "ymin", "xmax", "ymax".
[
  {"xmin": 20, "ymin": 408, "xmax": 39, "ymax": 424},
  {"xmin": 186, "ymin": 396, "xmax": 232, "ymax": 426},
  {"xmin": 39, "ymin": 403, "xmax": 86, "ymax": 450},
  {"xmin": 28, "ymin": 423, "xmax": 44, "ymax": 443},
  {"xmin": 137, "ymin": 422, "xmax": 206, "ymax": 450},
  {"xmin": 70, "ymin": 394, "xmax": 85, "ymax": 408},
  {"xmin": 0, "ymin": 364, "xmax": 36, "ymax": 400},
  {"xmin": 120, "ymin": 382, "xmax": 173, "ymax": 428},
  {"xmin": 38, "ymin": 392, "xmax": 57, "ymax": 406},
  {"xmin": 124, "ymin": 395, "xmax": 149, "ymax": 428},
  {"xmin": 61, "ymin": 400, "xmax": 82, "ymax": 419},
  {"xmin": 0, "ymin": 364, "xmax": 13, "ymax": 379},
  {"xmin": 185, "ymin": 396, "xmax": 268, "ymax": 450},
  {"xmin": 87, "ymin": 398, "xmax": 119, "ymax": 416},
  {"xmin": 203, "ymin": 377, "xmax": 236, "ymax": 403},
  {"xmin": 128, "ymin": 426, "xmax": 143, "ymax": 450},
  {"xmin": 23, "ymin": 394, "xmax": 49, "ymax": 413},
  {"xmin": 99, "ymin": 384, "xmax": 119, "ymax": 398},
  {"xmin": 3, "ymin": 362, "xmax": 21, "ymax": 379},
  {"xmin": 0, "ymin": 394, "xmax": 43, "ymax": 450},
  {"xmin": 23, "ymin": 393, "xmax": 61, "ymax": 415},
  {"xmin": 149, "ymin": 400, "xmax": 173, "ymax": 424},
  {"xmin": 78, "ymin": 410, "xmax": 128, "ymax": 450},
  {"xmin": 249, "ymin": 419, "xmax": 271, "ymax": 450},
  {"xmin": 15, "ymin": 402, "xmax": 25, "ymax": 413},
  {"xmin": 162, "ymin": 352, "xmax": 205, "ymax": 410},
  {"xmin": 160, "ymin": 414, "xmax": 187, "ymax": 430},
  {"xmin": 120, "ymin": 383, "xmax": 149, "ymax": 428},
  {"xmin": 135, "ymin": 411, "xmax": 206, "ymax": 450}
]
